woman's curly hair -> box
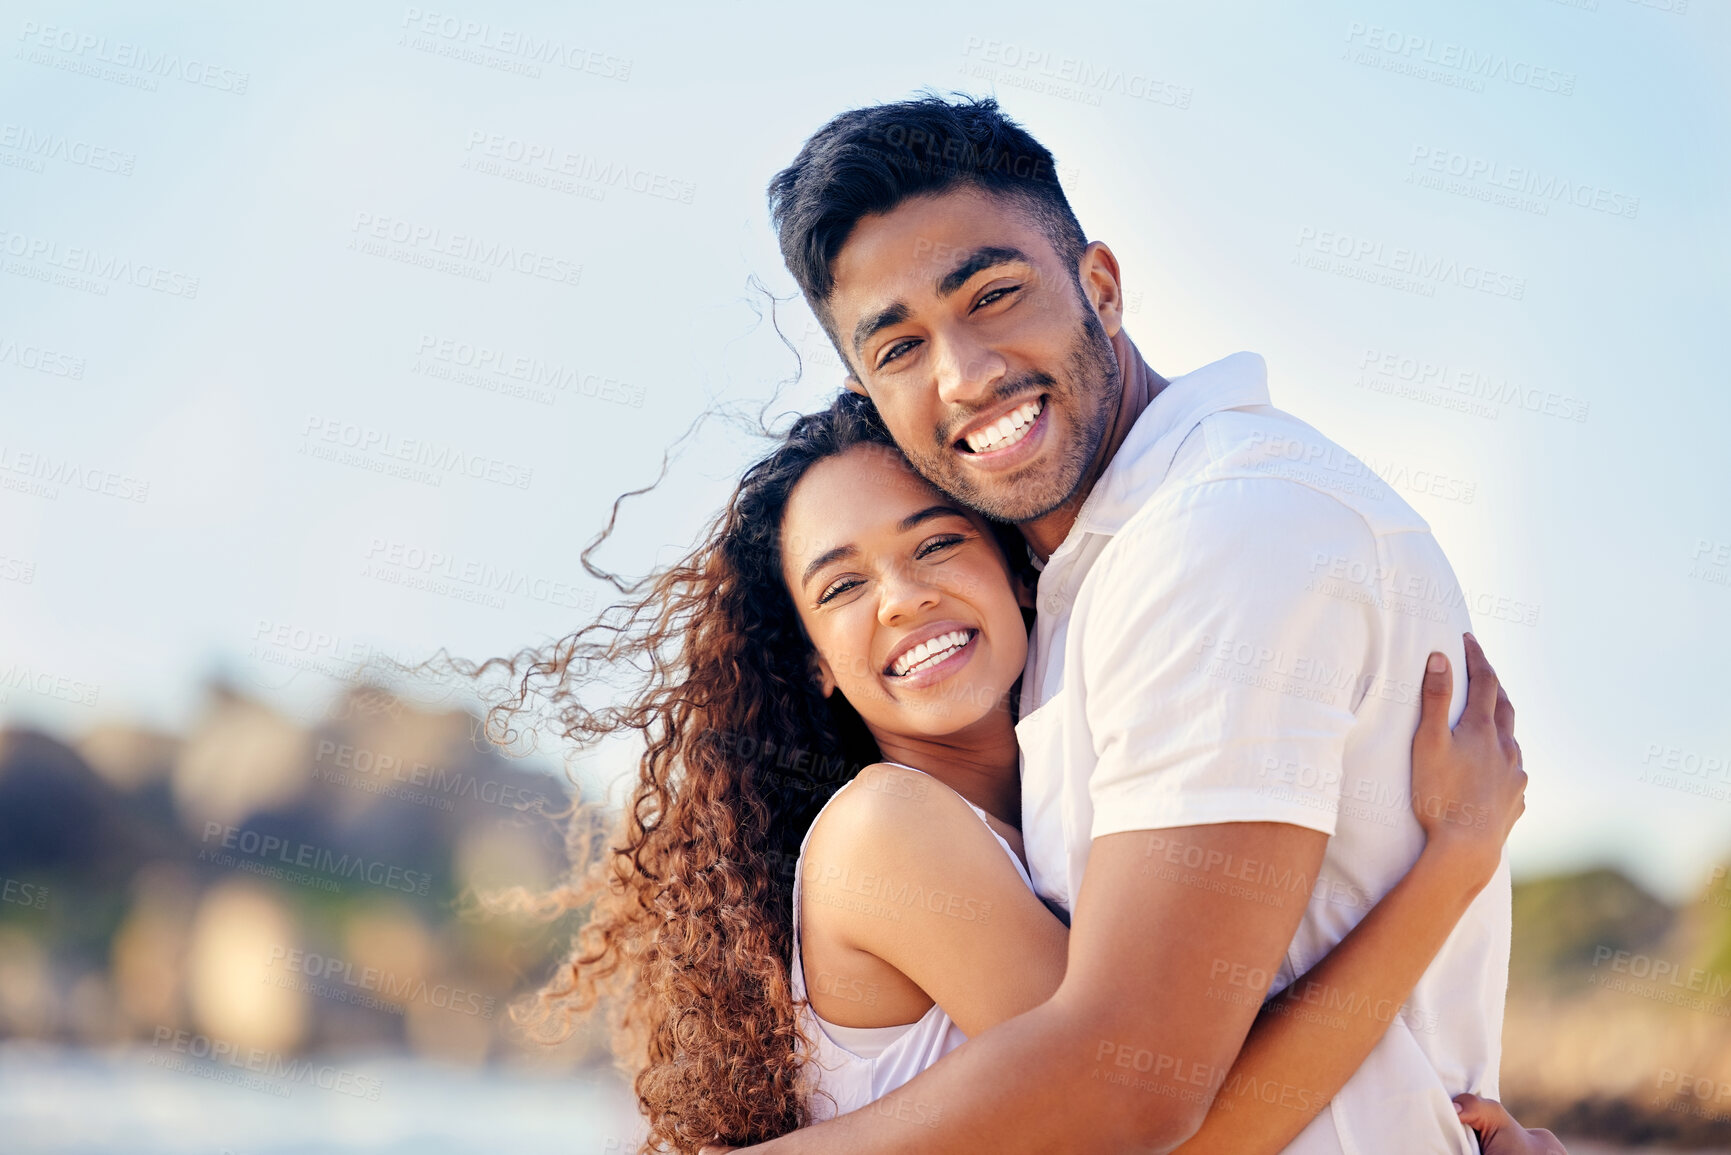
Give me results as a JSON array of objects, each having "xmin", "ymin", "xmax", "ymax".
[{"xmin": 451, "ymin": 391, "xmax": 952, "ymax": 1152}]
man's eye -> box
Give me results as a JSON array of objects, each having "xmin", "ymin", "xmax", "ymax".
[
  {"xmin": 818, "ymin": 577, "xmax": 863, "ymax": 604},
  {"xmin": 878, "ymin": 339, "xmax": 918, "ymax": 369},
  {"xmin": 973, "ymin": 285, "xmax": 1021, "ymax": 311},
  {"xmin": 915, "ymin": 534, "xmax": 965, "ymax": 560}
]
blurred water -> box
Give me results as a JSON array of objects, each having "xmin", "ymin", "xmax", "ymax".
[
  {"xmin": 0, "ymin": 1042, "xmax": 1688, "ymax": 1154},
  {"xmin": 0, "ymin": 1042, "xmax": 643, "ymax": 1155}
]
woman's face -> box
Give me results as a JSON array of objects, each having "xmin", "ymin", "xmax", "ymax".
[{"xmin": 779, "ymin": 444, "xmax": 1030, "ymax": 741}]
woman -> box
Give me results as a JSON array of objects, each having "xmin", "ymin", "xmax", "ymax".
[{"xmin": 464, "ymin": 391, "xmax": 1561, "ymax": 1154}]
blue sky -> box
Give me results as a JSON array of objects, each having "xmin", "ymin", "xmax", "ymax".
[{"xmin": 2, "ymin": 0, "xmax": 1727, "ymax": 900}]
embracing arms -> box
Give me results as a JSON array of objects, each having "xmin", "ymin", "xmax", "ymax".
[{"xmin": 755, "ymin": 642, "xmax": 1527, "ymax": 1155}]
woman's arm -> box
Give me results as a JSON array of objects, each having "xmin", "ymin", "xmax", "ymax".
[
  {"xmin": 1172, "ymin": 634, "xmax": 1527, "ymax": 1153},
  {"xmin": 791, "ymin": 638, "xmax": 1531, "ymax": 1155},
  {"xmin": 805, "ymin": 637, "xmax": 1526, "ymax": 1155}
]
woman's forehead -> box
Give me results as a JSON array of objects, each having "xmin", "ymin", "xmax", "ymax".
[{"xmin": 780, "ymin": 446, "xmax": 952, "ymax": 555}]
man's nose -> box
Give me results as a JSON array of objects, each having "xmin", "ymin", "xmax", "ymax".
[{"xmin": 933, "ymin": 329, "xmax": 1007, "ymax": 409}]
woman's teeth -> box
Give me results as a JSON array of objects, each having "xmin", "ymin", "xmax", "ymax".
[
  {"xmin": 964, "ymin": 398, "xmax": 1043, "ymax": 454},
  {"xmin": 890, "ymin": 630, "xmax": 973, "ymax": 677}
]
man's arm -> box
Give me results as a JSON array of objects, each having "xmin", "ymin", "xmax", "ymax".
[{"xmin": 745, "ymin": 822, "xmax": 1324, "ymax": 1154}]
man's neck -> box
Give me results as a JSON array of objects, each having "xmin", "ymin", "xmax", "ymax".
[{"xmin": 1020, "ymin": 330, "xmax": 1168, "ymax": 562}]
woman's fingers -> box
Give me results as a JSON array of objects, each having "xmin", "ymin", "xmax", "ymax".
[
  {"xmin": 1461, "ymin": 633, "xmax": 1499, "ymax": 729},
  {"xmin": 1494, "ymin": 681, "xmax": 1516, "ymax": 744},
  {"xmin": 1418, "ymin": 652, "xmax": 1453, "ymax": 746},
  {"xmin": 1453, "ymin": 1093, "xmax": 1569, "ymax": 1153},
  {"xmin": 1454, "ymin": 1090, "xmax": 1510, "ymax": 1131}
]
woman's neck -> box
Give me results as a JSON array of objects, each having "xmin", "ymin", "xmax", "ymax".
[{"xmin": 866, "ymin": 711, "xmax": 1021, "ymax": 829}]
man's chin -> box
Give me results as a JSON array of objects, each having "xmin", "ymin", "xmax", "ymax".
[{"xmin": 945, "ymin": 459, "xmax": 1076, "ymax": 524}]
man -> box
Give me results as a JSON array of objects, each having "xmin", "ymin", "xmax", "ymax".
[{"xmin": 745, "ymin": 95, "xmax": 1511, "ymax": 1153}]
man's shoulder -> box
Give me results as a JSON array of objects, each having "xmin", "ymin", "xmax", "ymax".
[{"xmin": 1156, "ymin": 404, "xmax": 1435, "ymax": 540}]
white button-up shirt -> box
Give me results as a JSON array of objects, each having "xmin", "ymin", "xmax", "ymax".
[{"xmin": 1016, "ymin": 352, "xmax": 1509, "ymax": 1155}]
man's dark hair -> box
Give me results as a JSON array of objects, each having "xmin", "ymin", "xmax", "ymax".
[{"xmin": 767, "ymin": 94, "xmax": 1087, "ymax": 330}]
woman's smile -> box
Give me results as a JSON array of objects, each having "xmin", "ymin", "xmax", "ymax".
[{"xmin": 884, "ymin": 625, "xmax": 980, "ymax": 689}]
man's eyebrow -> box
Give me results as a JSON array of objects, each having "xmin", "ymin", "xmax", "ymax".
[
  {"xmin": 852, "ymin": 302, "xmax": 910, "ymax": 360},
  {"xmin": 801, "ymin": 543, "xmax": 856, "ymax": 590},
  {"xmin": 935, "ymin": 246, "xmax": 1034, "ymax": 299},
  {"xmin": 899, "ymin": 504, "xmax": 971, "ymax": 533}
]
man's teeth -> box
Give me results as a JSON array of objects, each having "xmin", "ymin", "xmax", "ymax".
[
  {"xmin": 964, "ymin": 398, "xmax": 1043, "ymax": 454},
  {"xmin": 891, "ymin": 630, "xmax": 973, "ymax": 677}
]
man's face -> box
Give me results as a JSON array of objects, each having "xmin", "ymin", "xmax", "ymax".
[{"xmin": 825, "ymin": 186, "xmax": 1122, "ymax": 523}]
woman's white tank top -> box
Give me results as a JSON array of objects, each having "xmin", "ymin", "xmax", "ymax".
[{"xmin": 789, "ymin": 762, "xmax": 1036, "ymax": 1121}]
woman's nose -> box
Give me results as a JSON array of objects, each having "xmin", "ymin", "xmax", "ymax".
[{"xmin": 876, "ymin": 561, "xmax": 941, "ymax": 625}]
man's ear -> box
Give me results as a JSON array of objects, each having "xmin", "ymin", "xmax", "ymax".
[
  {"xmin": 1078, "ymin": 241, "xmax": 1125, "ymax": 340},
  {"xmin": 813, "ymin": 651, "xmax": 838, "ymax": 697},
  {"xmin": 844, "ymin": 374, "xmax": 868, "ymax": 397}
]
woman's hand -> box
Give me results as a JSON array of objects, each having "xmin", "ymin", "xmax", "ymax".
[
  {"xmin": 1410, "ymin": 634, "xmax": 1527, "ymax": 890},
  {"xmin": 1454, "ymin": 1093, "xmax": 1567, "ymax": 1154}
]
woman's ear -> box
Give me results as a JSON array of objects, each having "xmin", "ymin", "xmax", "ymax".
[
  {"xmin": 812, "ymin": 652, "xmax": 838, "ymax": 698},
  {"xmin": 1014, "ymin": 573, "xmax": 1037, "ymax": 612}
]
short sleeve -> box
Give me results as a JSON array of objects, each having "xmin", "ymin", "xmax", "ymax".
[{"xmin": 1079, "ymin": 477, "xmax": 1380, "ymax": 840}]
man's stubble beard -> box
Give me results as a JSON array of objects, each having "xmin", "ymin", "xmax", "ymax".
[{"xmin": 903, "ymin": 305, "xmax": 1122, "ymax": 524}]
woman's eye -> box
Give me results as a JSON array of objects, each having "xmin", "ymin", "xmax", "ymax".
[
  {"xmin": 915, "ymin": 534, "xmax": 965, "ymax": 560},
  {"xmin": 878, "ymin": 339, "xmax": 918, "ymax": 369},
  {"xmin": 973, "ymin": 285, "xmax": 1021, "ymax": 311},
  {"xmin": 818, "ymin": 577, "xmax": 863, "ymax": 605}
]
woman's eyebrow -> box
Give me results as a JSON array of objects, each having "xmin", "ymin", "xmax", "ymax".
[
  {"xmin": 799, "ymin": 507, "xmax": 969, "ymax": 588},
  {"xmin": 801, "ymin": 543, "xmax": 856, "ymax": 590}
]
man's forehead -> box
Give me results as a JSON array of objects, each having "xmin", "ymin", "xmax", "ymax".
[{"xmin": 828, "ymin": 188, "xmax": 1051, "ymax": 309}]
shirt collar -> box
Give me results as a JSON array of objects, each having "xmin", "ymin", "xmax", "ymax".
[{"xmin": 1069, "ymin": 351, "xmax": 1271, "ymax": 538}]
